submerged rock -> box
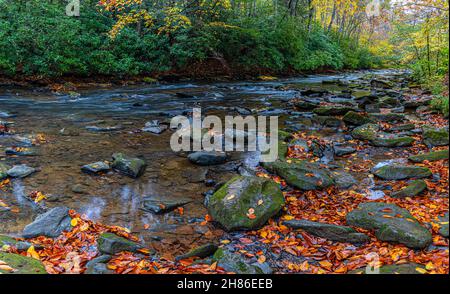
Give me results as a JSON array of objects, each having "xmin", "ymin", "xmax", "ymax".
[
  {"xmin": 262, "ymin": 160, "xmax": 333, "ymax": 190},
  {"xmin": 111, "ymin": 153, "xmax": 146, "ymax": 178},
  {"xmin": 7, "ymin": 164, "xmax": 36, "ymax": 178},
  {"xmin": 0, "ymin": 252, "xmax": 47, "ymax": 274},
  {"xmin": 373, "ymin": 164, "xmax": 432, "ymax": 180},
  {"xmin": 391, "ymin": 180, "xmax": 427, "ymax": 198},
  {"xmin": 213, "ymin": 248, "xmax": 272, "ymax": 274},
  {"xmin": 409, "ymin": 150, "xmax": 449, "ymax": 163},
  {"xmin": 207, "ymin": 176, "xmax": 284, "ymax": 231},
  {"xmin": 188, "ymin": 151, "xmax": 227, "ymax": 166},
  {"xmin": 175, "ymin": 243, "xmax": 218, "ymax": 261},
  {"xmin": 97, "ymin": 232, "xmax": 142, "ymax": 255},
  {"xmin": 81, "ymin": 161, "xmax": 111, "ymax": 174},
  {"xmin": 422, "ymin": 127, "xmax": 449, "ymax": 147},
  {"xmin": 22, "ymin": 207, "xmax": 72, "ymax": 238},
  {"xmin": 346, "ymin": 202, "xmax": 432, "ymax": 249},
  {"xmin": 284, "ymin": 219, "xmax": 370, "ymax": 244},
  {"xmin": 5, "ymin": 147, "xmax": 38, "ymax": 156},
  {"xmin": 141, "ymin": 197, "xmax": 191, "ymax": 214}
]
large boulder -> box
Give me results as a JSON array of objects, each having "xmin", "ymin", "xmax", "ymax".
[
  {"xmin": 343, "ymin": 111, "xmax": 373, "ymax": 126},
  {"xmin": 97, "ymin": 232, "xmax": 142, "ymax": 255},
  {"xmin": 284, "ymin": 219, "xmax": 370, "ymax": 244},
  {"xmin": 346, "ymin": 202, "xmax": 432, "ymax": 249},
  {"xmin": 391, "ymin": 180, "xmax": 427, "ymax": 198},
  {"xmin": 213, "ymin": 248, "xmax": 272, "ymax": 274},
  {"xmin": 0, "ymin": 252, "xmax": 47, "ymax": 274},
  {"xmin": 188, "ymin": 151, "xmax": 227, "ymax": 166},
  {"xmin": 22, "ymin": 207, "xmax": 72, "ymax": 238},
  {"xmin": 111, "ymin": 153, "xmax": 146, "ymax": 178},
  {"xmin": 262, "ymin": 160, "xmax": 333, "ymax": 190},
  {"xmin": 422, "ymin": 127, "xmax": 449, "ymax": 147},
  {"xmin": 409, "ymin": 150, "xmax": 449, "ymax": 163},
  {"xmin": 207, "ymin": 176, "xmax": 284, "ymax": 231},
  {"xmin": 373, "ymin": 164, "xmax": 432, "ymax": 180}
]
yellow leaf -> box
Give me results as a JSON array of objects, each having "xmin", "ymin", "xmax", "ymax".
[
  {"xmin": 71, "ymin": 218, "xmax": 78, "ymax": 227},
  {"xmin": 425, "ymin": 262, "xmax": 434, "ymax": 271},
  {"xmin": 415, "ymin": 267, "xmax": 427, "ymax": 274},
  {"xmin": 27, "ymin": 246, "xmax": 40, "ymax": 260}
]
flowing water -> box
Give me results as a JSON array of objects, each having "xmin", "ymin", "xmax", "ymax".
[{"xmin": 0, "ymin": 69, "xmax": 406, "ymax": 254}]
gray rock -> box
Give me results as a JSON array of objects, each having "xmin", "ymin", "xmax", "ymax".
[
  {"xmin": 207, "ymin": 176, "xmax": 285, "ymax": 231},
  {"xmin": 373, "ymin": 164, "xmax": 432, "ymax": 180},
  {"xmin": 141, "ymin": 197, "xmax": 191, "ymax": 214},
  {"xmin": 391, "ymin": 180, "xmax": 427, "ymax": 198},
  {"xmin": 346, "ymin": 202, "xmax": 432, "ymax": 249},
  {"xmin": 142, "ymin": 120, "xmax": 168, "ymax": 134},
  {"xmin": 5, "ymin": 147, "xmax": 38, "ymax": 156},
  {"xmin": 7, "ymin": 164, "xmax": 36, "ymax": 178},
  {"xmin": 284, "ymin": 219, "xmax": 370, "ymax": 244},
  {"xmin": 112, "ymin": 153, "xmax": 146, "ymax": 178},
  {"xmin": 333, "ymin": 145, "xmax": 356, "ymax": 157},
  {"xmin": 409, "ymin": 150, "xmax": 449, "ymax": 163},
  {"xmin": 22, "ymin": 207, "xmax": 72, "ymax": 238},
  {"xmin": 85, "ymin": 125, "xmax": 123, "ymax": 132},
  {"xmin": 81, "ymin": 161, "xmax": 111, "ymax": 174},
  {"xmin": 331, "ymin": 170, "xmax": 357, "ymax": 189},
  {"xmin": 85, "ymin": 255, "xmax": 114, "ymax": 274},
  {"xmin": 313, "ymin": 106, "xmax": 356, "ymax": 116},
  {"xmin": 188, "ymin": 151, "xmax": 227, "ymax": 166},
  {"xmin": 369, "ymin": 113, "xmax": 406, "ymax": 123},
  {"xmin": 97, "ymin": 232, "xmax": 142, "ymax": 255}
]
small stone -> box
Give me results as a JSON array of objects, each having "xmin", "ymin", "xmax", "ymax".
[
  {"xmin": 81, "ymin": 161, "xmax": 111, "ymax": 174},
  {"xmin": 7, "ymin": 164, "xmax": 36, "ymax": 178},
  {"xmin": 97, "ymin": 233, "xmax": 142, "ymax": 255}
]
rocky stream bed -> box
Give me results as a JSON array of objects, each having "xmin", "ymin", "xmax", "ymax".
[{"xmin": 0, "ymin": 70, "xmax": 448, "ymax": 274}]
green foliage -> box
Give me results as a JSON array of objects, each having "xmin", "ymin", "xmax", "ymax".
[{"xmin": 0, "ymin": 0, "xmax": 380, "ymax": 78}]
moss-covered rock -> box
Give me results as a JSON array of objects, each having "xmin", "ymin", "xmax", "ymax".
[
  {"xmin": 0, "ymin": 252, "xmax": 47, "ymax": 274},
  {"xmin": 373, "ymin": 164, "xmax": 432, "ymax": 180},
  {"xmin": 370, "ymin": 136, "xmax": 415, "ymax": 147},
  {"xmin": 438, "ymin": 212, "xmax": 448, "ymax": 238},
  {"xmin": 349, "ymin": 263, "xmax": 426, "ymax": 274},
  {"xmin": 369, "ymin": 113, "xmax": 406, "ymax": 123},
  {"xmin": 313, "ymin": 116, "xmax": 342, "ymax": 128},
  {"xmin": 422, "ymin": 127, "xmax": 449, "ymax": 147},
  {"xmin": 352, "ymin": 124, "xmax": 379, "ymax": 141},
  {"xmin": 0, "ymin": 235, "xmax": 18, "ymax": 247},
  {"xmin": 284, "ymin": 219, "xmax": 370, "ymax": 244},
  {"xmin": 343, "ymin": 111, "xmax": 373, "ymax": 126},
  {"xmin": 0, "ymin": 162, "xmax": 11, "ymax": 180},
  {"xmin": 391, "ymin": 180, "xmax": 427, "ymax": 198},
  {"xmin": 313, "ymin": 106, "xmax": 356, "ymax": 116},
  {"xmin": 97, "ymin": 232, "xmax": 143, "ymax": 255},
  {"xmin": 111, "ymin": 153, "xmax": 146, "ymax": 178},
  {"xmin": 207, "ymin": 176, "xmax": 285, "ymax": 231},
  {"xmin": 213, "ymin": 248, "xmax": 272, "ymax": 274},
  {"xmin": 175, "ymin": 243, "xmax": 218, "ymax": 261},
  {"xmin": 346, "ymin": 202, "xmax": 432, "ymax": 249},
  {"xmin": 262, "ymin": 160, "xmax": 333, "ymax": 190},
  {"xmin": 390, "ymin": 123, "xmax": 416, "ymax": 132},
  {"xmin": 409, "ymin": 150, "xmax": 449, "ymax": 163}
]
